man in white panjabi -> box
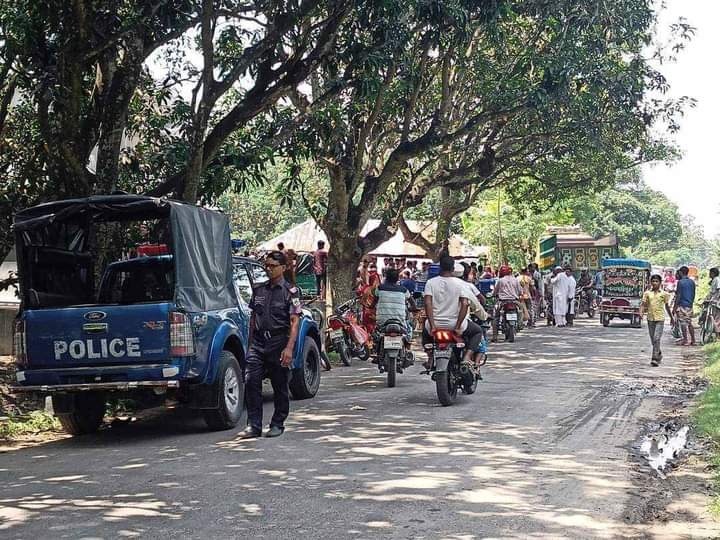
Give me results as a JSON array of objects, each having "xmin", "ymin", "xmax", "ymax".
[
  {"xmin": 565, "ymin": 266, "xmax": 577, "ymax": 326},
  {"xmin": 550, "ymin": 266, "xmax": 569, "ymax": 326}
]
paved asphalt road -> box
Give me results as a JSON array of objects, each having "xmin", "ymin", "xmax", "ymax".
[{"xmin": 0, "ymin": 319, "xmax": 715, "ymax": 539}]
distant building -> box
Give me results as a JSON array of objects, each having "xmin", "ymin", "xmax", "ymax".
[
  {"xmin": 538, "ymin": 227, "xmax": 618, "ymax": 271},
  {"xmin": 0, "ymin": 249, "xmax": 20, "ymax": 355}
]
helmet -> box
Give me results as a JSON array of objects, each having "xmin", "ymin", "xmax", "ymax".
[{"xmin": 499, "ymin": 265, "xmax": 512, "ymax": 277}]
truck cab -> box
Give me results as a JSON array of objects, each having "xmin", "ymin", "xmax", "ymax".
[{"xmin": 11, "ymin": 195, "xmax": 322, "ymax": 435}]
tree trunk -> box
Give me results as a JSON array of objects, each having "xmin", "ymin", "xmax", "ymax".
[{"xmin": 323, "ymin": 203, "xmax": 362, "ymax": 303}]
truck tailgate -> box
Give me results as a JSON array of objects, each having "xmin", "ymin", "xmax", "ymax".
[{"xmin": 24, "ymin": 303, "xmax": 172, "ymax": 368}]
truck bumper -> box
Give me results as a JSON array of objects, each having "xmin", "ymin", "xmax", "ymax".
[
  {"xmin": 10, "ymin": 380, "xmax": 180, "ymax": 393},
  {"xmin": 12, "ymin": 361, "xmax": 191, "ymax": 389}
]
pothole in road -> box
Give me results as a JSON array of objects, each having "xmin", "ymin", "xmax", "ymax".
[
  {"xmin": 638, "ymin": 421, "xmax": 690, "ymax": 479},
  {"xmin": 614, "ymin": 376, "xmax": 707, "ymax": 398}
]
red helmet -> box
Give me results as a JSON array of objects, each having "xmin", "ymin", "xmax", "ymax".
[{"xmin": 499, "ymin": 265, "xmax": 512, "ymax": 277}]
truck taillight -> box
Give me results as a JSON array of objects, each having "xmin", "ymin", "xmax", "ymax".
[
  {"xmin": 13, "ymin": 320, "xmax": 27, "ymax": 367},
  {"xmin": 170, "ymin": 312, "xmax": 195, "ymax": 357}
]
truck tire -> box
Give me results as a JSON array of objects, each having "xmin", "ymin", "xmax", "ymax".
[
  {"xmin": 290, "ymin": 337, "xmax": 321, "ymax": 400},
  {"xmin": 203, "ymin": 351, "xmax": 246, "ymax": 431},
  {"xmin": 55, "ymin": 392, "xmax": 106, "ymax": 435}
]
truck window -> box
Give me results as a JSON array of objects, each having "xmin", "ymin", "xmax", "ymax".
[
  {"xmin": 233, "ymin": 265, "xmax": 253, "ymax": 302},
  {"xmin": 98, "ymin": 258, "xmax": 174, "ymax": 304},
  {"xmin": 248, "ymin": 263, "xmax": 269, "ymax": 286}
]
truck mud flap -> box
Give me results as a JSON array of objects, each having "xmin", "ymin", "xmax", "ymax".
[{"xmin": 184, "ymin": 382, "xmax": 219, "ymax": 409}]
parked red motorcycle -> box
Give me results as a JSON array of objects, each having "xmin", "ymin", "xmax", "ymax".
[{"xmin": 326, "ymin": 299, "xmax": 371, "ymax": 366}]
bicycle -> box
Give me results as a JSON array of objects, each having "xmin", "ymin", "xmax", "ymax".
[{"xmin": 700, "ymin": 300, "xmax": 720, "ymax": 345}]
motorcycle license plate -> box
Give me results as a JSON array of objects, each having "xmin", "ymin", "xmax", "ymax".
[
  {"xmin": 384, "ymin": 336, "xmax": 403, "ymax": 349},
  {"xmin": 434, "ymin": 350, "xmax": 451, "ymax": 359},
  {"xmin": 506, "ymin": 312, "xmax": 518, "ymax": 321},
  {"xmin": 330, "ymin": 329, "xmax": 344, "ymax": 340}
]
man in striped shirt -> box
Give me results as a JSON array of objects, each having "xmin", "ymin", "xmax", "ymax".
[{"xmin": 374, "ymin": 268, "xmax": 415, "ymax": 338}]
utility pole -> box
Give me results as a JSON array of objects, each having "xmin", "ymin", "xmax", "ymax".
[{"xmin": 496, "ymin": 189, "xmax": 504, "ymax": 266}]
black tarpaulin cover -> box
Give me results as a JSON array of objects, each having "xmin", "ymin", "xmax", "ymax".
[
  {"xmin": 14, "ymin": 195, "xmax": 236, "ymax": 312},
  {"xmin": 169, "ymin": 202, "xmax": 236, "ymax": 312}
]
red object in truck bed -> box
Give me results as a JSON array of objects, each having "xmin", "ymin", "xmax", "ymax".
[{"xmin": 136, "ymin": 244, "xmax": 169, "ymax": 256}]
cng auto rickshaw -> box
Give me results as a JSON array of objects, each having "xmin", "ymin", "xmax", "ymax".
[{"xmin": 599, "ymin": 258, "xmax": 651, "ymax": 328}]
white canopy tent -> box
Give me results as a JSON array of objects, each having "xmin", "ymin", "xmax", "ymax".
[{"xmin": 258, "ymin": 219, "xmax": 488, "ymax": 259}]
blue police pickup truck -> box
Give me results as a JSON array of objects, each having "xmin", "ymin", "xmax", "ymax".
[{"xmin": 10, "ymin": 195, "xmax": 322, "ymax": 435}]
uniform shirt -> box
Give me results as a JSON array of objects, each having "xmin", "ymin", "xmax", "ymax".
[
  {"xmin": 676, "ymin": 277, "xmax": 696, "ymax": 308},
  {"xmin": 642, "ymin": 289, "xmax": 670, "ymax": 321},
  {"xmin": 375, "ymin": 282, "xmax": 411, "ymax": 328},
  {"xmin": 249, "ymin": 278, "xmax": 302, "ymax": 333},
  {"xmin": 424, "ymin": 275, "xmax": 472, "ymax": 332}
]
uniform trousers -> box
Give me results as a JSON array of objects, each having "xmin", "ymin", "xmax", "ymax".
[{"xmin": 245, "ymin": 337, "xmax": 290, "ymax": 431}]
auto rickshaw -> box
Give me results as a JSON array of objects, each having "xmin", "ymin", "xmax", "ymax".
[{"xmin": 599, "ymin": 258, "xmax": 651, "ymax": 328}]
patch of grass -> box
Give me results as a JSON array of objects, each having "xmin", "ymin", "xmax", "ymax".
[
  {"xmin": 694, "ymin": 343, "xmax": 720, "ymax": 516},
  {"xmin": 0, "ymin": 410, "xmax": 60, "ymax": 440}
]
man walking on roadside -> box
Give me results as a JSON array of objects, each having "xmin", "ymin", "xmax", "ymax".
[
  {"xmin": 565, "ymin": 266, "xmax": 577, "ymax": 326},
  {"xmin": 240, "ymin": 251, "xmax": 302, "ymax": 439},
  {"xmin": 640, "ymin": 274, "xmax": 674, "ymax": 366},
  {"xmin": 673, "ymin": 266, "xmax": 697, "ymax": 346},
  {"xmin": 312, "ymin": 240, "xmax": 328, "ymax": 300},
  {"xmin": 551, "ymin": 267, "xmax": 569, "ymax": 327}
]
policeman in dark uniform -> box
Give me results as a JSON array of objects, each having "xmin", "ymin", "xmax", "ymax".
[{"xmin": 239, "ymin": 251, "xmax": 302, "ymax": 439}]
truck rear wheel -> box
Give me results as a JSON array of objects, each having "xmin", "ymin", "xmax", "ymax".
[
  {"xmin": 54, "ymin": 392, "xmax": 106, "ymax": 435},
  {"xmin": 289, "ymin": 337, "xmax": 321, "ymax": 399},
  {"xmin": 203, "ymin": 351, "xmax": 246, "ymax": 431}
]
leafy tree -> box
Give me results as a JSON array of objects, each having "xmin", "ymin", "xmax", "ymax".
[
  {"xmin": 0, "ymin": 0, "xmax": 348, "ymax": 264},
  {"xmin": 280, "ymin": 0, "xmax": 689, "ymax": 300},
  {"xmin": 462, "ymin": 190, "xmax": 576, "ymax": 269},
  {"xmin": 571, "ymin": 175, "xmax": 683, "ymax": 253}
]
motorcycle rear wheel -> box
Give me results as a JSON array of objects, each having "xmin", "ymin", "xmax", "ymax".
[
  {"xmin": 505, "ymin": 324, "xmax": 515, "ymax": 343},
  {"xmin": 339, "ymin": 341, "xmax": 352, "ymax": 366},
  {"xmin": 436, "ymin": 371, "xmax": 458, "ymax": 406},
  {"xmin": 386, "ymin": 355, "xmax": 397, "ymax": 388}
]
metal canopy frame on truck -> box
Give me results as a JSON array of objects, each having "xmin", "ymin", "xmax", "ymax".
[{"xmin": 14, "ymin": 195, "xmax": 236, "ymax": 312}]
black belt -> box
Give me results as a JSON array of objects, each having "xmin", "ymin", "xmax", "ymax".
[{"xmin": 256, "ymin": 328, "xmax": 289, "ymax": 340}]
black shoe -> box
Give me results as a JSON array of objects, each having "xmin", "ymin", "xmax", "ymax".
[
  {"xmin": 264, "ymin": 425, "xmax": 284, "ymax": 438},
  {"xmin": 238, "ymin": 426, "xmax": 261, "ymax": 439}
]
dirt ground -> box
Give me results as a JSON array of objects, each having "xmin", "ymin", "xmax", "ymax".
[{"xmin": 0, "ymin": 323, "xmax": 719, "ymax": 538}]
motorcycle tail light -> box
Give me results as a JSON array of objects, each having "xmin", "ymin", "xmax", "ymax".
[
  {"xmin": 436, "ymin": 343, "xmax": 449, "ymax": 350},
  {"xmin": 434, "ymin": 330, "xmax": 454, "ymax": 342},
  {"xmin": 328, "ymin": 318, "xmax": 344, "ymax": 331},
  {"xmin": 504, "ymin": 303, "xmax": 517, "ymax": 310},
  {"xmin": 387, "ymin": 332, "xmax": 400, "ymax": 337},
  {"xmin": 170, "ymin": 312, "xmax": 195, "ymax": 357},
  {"xmin": 13, "ymin": 319, "xmax": 27, "ymax": 367}
]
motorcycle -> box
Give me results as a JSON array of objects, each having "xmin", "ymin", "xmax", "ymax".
[
  {"xmin": 492, "ymin": 301, "xmax": 519, "ymax": 343},
  {"xmin": 326, "ymin": 299, "xmax": 371, "ymax": 366},
  {"xmin": 422, "ymin": 329, "xmax": 481, "ymax": 406},
  {"xmin": 374, "ymin": 319, "xmax": 414, "ymax": 387},
  {"xmin": 574, "ymin": 287, "xmax": 596, "ymax": 318}
]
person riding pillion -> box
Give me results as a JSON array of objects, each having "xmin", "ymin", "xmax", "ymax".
[
  {"xmin": 422, "ymin": 256, "xmax": 484, "ymax": 367},
  {"xmin": 374, "ymin": 268, "xmax": 418, "ymax": 341},
  {"xmin": 239, "ymin": 251, "xmax": 302, "ymax": 439}
]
